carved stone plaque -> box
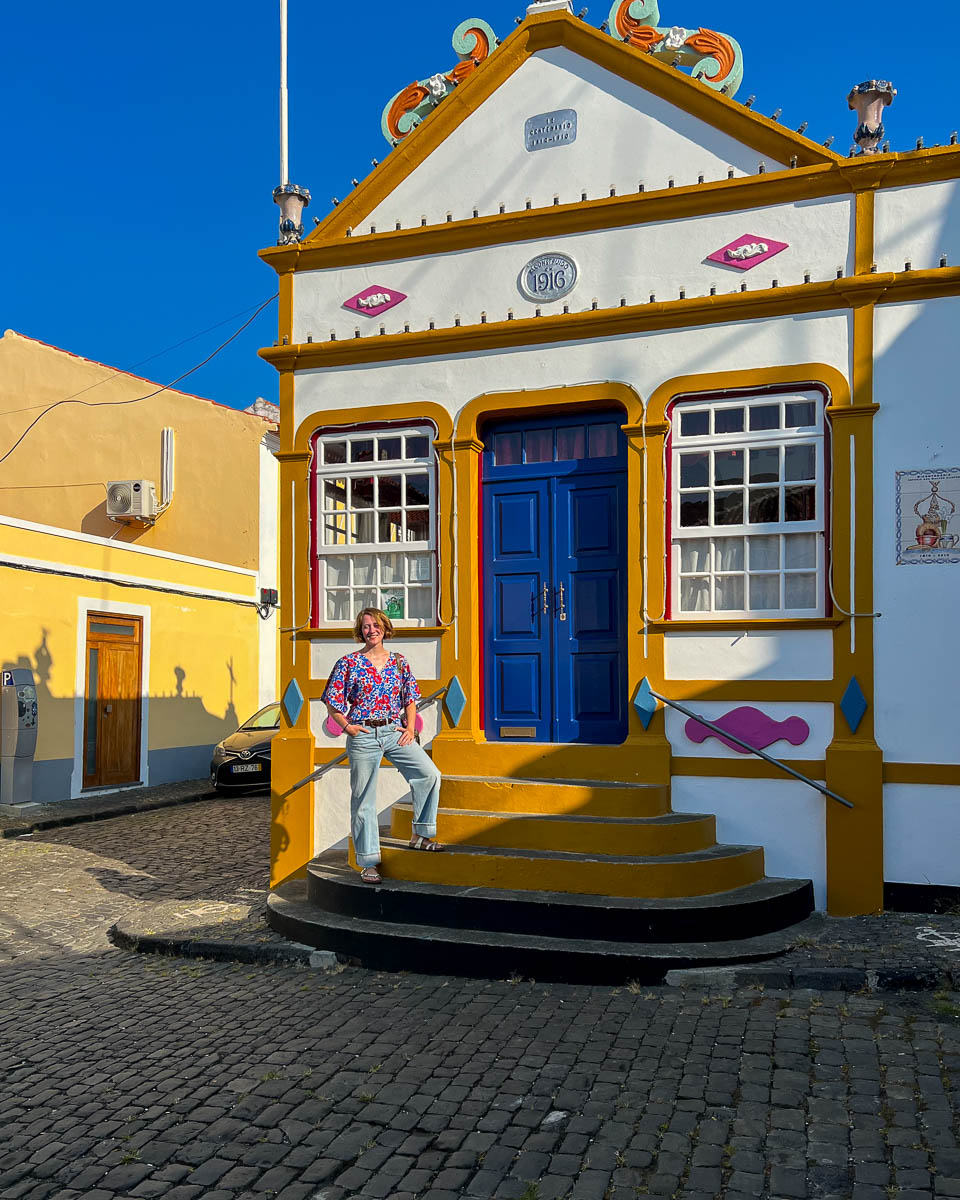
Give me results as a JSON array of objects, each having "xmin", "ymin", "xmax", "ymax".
[
  {"xmin": 524, "ymin": 108, "xmax": 578, "ymax": 152},
  {"xmin": 518, "ymin": 253, "xmax": 579, "ymax": 303}
]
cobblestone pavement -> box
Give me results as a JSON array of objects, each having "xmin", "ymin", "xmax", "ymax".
[
  {"xmin": 3, "ymin": 952, "xmax": 960, "ymax": 1200},
  {"xmin": 2, "ymin": 798, "xmax": 960, "ymax": 1199},
  {"xmin": 0, "ymin": 793, "xmax": 269, "ymax": 962},
  {"xmin": 0, "ymin": 779, "xmax": 220, "ymax": 840}
]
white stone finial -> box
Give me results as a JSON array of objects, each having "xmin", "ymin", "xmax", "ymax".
[{"xmin": 527, "ymin": 0, "xmax": 574, "ymax": 14}]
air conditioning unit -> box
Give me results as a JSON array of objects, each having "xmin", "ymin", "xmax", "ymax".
[{"xmin": 106, "ymin": 479, "xmax": 159, "ymax": 523}]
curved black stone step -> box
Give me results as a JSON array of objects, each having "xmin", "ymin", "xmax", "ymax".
[
  {"xmin": 305, "ymin": 850, "xmax": 814, "ymax": 945},
  {"xmin": 268, "ymin": 881, "xmax": 812, "ymax": 985}
]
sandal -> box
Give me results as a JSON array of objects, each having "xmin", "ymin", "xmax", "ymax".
[
  {"xmin": 409, "ymin": 835, "xmax": 444, "ymax": 852},
  {"xmin": 359, "ymin": 866, "xmax": 382, "ymax": 883}
]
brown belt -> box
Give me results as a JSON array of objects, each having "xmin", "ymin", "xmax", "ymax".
[{"xmin": 364, "ymin": 719, "xmax": 396, "ymax": 728}]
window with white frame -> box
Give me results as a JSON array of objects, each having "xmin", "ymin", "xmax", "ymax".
[
  {"xmin": 314, "ymin": 426, "xmax": 435, "ymax": 625},
  {"xmin": 670, "ymin": 390, "xmax": 825, "ymax": 618}
]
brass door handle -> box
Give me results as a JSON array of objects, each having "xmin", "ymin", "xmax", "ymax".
[
  {"xmin": 542, "ymin": 583, "xmax": 549, "ymax": 614},
  {"xmin": 556, "ymin": 583, "xmax": 567, "ymax": 622}
]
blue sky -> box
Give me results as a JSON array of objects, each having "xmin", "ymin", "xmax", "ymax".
[{"xmin": 2, "ymin": 1, "xmax": 952, "ymax": 410}]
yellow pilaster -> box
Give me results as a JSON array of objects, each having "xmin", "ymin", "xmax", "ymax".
[
  {"xmin": 825, "ymin": 399, "xmax": 883, "ymax": 915},
  {"xmin": 825, "ymin": 182, "xmax": 885, "ymax": 914},
  {"xmin": 272, "ymin": 441, "xmax": 315, "ymax": 886}
]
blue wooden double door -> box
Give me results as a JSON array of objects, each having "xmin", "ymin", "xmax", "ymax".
[{"xmin": 482, "ymin": 412, "xmax": 628, "ymax": 744}]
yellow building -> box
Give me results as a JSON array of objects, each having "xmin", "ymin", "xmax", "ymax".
[{"xmin": 0, "ymin": 329, "xmax": 279, "ymax": 801}]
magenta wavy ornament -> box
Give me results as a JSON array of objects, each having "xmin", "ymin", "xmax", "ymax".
[{"xmin": 684, "ymin": 706, "xmax": 810, "ymax": 754}]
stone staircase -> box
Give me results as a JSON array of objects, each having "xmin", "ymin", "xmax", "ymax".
[{"xmin": 267, "ymin": 771, "xmax": 814, "ymax": 982}]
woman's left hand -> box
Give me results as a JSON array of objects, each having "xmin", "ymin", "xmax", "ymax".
[{"xmin": 397, "ymin": 728, "xmax": 416, "ymax": 747}]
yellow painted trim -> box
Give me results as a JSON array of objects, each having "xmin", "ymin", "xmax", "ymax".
[
  {"xmin": 827, "ymin": 403, "xmax": 880, "ymax": 420},
  {"xmin": 672, "ymin": 757, "xmax": 826, "ymax": 780},
  {"xmin": 820, "ymin": 164, "xmax": 883, "ymax": 916},
  {"xmin": 293, "ymin": 400, "xmax": 453, "ymax": 455},
  {"xmin": 264, "ymin": 167, "xmax": 841, "ymax": 273},
  {"xmin": 651, "ymin": 617, "xmax": 843, "ymax": 632},
  {"xmin": 261, "ymin": 271, "xmax": 960, "ymax": 374},
  {"xmin": 883, "ymin": 763, "xmax": 960, "ymax": 786},
  {"xmin": 257, "ymin": 153, "xmax": 959, "ymax": 283}
]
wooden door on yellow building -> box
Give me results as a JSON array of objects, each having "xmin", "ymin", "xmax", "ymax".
[{"xmin": 82, "ymin": 613, "xmax": 143, "ymax": 788}]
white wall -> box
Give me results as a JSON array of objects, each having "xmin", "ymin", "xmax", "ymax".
[
  {"xmin": 294, "ymin": 311, "xmax": 851, "ymax": 434},
  {"xmin": 664, "ymin": 630, "xmax": 833, "ymax": 681},
  {"xmin": 368, "ymin": 48, "xmax": 785, "ymax": 230},
  {"xmin": 884, "ymin": 784, "xmax": 960, "ymax": 886},
  {"xmin": 873, "ymin": 299, "xmax": 960, "ymax": 764},
  {"xmin": 672, "ymin": 775, "xmax": 827, "ymax": 907},
  {"xmin": 295, "ymin": 197, "xmax": 854, "ymax": 342},
  {"xmin": 875, "ymin": 181, "xmax": 960, "ymax": 275}
]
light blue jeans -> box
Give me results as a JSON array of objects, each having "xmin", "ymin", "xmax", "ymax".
[{"xmin": 346, "ymin": 725, "xmax": 442, "ymax": 867}]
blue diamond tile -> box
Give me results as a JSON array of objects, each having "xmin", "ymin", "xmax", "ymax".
[
  {"xmin": 444, "ymin": 675, "xmax": 467, "ymax": 728},
  {"xmin": 633, "ymin": 677, "xmax": 658, "ymax": 730},
  {"xmin": 840, "ymin": 676, "xmax": 868, "ymax": 734},
  {"xmin": 282, "ymin": 678, "xmax": 304, "ymax": 726}
]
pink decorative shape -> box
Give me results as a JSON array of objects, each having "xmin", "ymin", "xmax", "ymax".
[
  {"xmin": 684, "ymin": 706, "xmax": 810, "ymax": 754},
  {"xmin": 323, "ymin": 714, "xmax": 423, "ymax": 737},
  {"xmin": 343, "ymin": 285, "xmax": 407, "ymax": 317},
  {"xmin": 706, "ymin": 234, "xmax": 789, "ymax": 272}
]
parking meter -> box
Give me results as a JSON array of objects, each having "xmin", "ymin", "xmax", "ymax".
[{"xmin": 1, "ymin": 668, "xmax": 38, "ymax": 806}]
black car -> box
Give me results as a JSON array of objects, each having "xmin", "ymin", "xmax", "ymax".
[{"xmin": 210, "ymin": 702, "xmax": 280, "ymax": 792}]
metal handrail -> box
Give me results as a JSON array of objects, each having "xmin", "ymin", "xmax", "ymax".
[
  {"xmin": 281, "ymin": 684, "xmax": 450, "ymax": 799},
  {"xmin": 648, "ymin": 687, "xmax": 854, "ymax": 809}
]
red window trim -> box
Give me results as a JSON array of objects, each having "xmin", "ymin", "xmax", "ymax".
[
  {"xmin": 308, "ymin": 420, "xmax": 439, "ymax": 629},
  {"xmin": 664, "ymin": 382, "xmax": 833, "ymax": 620}
]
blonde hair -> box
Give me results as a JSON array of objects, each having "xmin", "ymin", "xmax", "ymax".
[{"xmin": 354, "ymin": 607, "xmax": 395, "ymax": 641}]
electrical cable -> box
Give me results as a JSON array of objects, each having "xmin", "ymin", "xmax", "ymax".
[
  {"xmin": 3, "ymin": 298, "xmax": 281, "ymax": 418},
  {"xmin": 0, "ymin": 294, "xmax": 278, "ymax": 468}
]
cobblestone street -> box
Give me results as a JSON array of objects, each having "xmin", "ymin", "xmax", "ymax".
[{"xmin": 2, "ymin": 797, "xmax": 960, "ymax": 1200}]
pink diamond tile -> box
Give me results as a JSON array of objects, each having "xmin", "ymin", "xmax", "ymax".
[
  {"xmin": 343, "ymin": 285, "xmax": 407, "ymax": 317},
  {"xmin": 706, "ymin": 234, "xmax": 789, "ymax": 271}
]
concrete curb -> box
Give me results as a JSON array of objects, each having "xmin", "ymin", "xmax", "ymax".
[
  {"xmin": 664, "ymin": 963, "xmax": 957, "ymax": 991},
  {"xmin": 108, "ymin": 914, "xmax": 958, "ymax": 990},
  {"xmin": 0, "ymin": 787, "xmax": 218, "ymax": 840},
  {"xmin": 108, "ymin": 918, "xmax": 341, "ymax": 970}
]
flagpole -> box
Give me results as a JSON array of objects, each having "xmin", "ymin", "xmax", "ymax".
[
  {"xmin": 273, "ymin": 0, "xmax": 310, "ymax": 243},
  {"xmin": 279, "ymin": 0, "xmax": 289, "ymax": 186}
]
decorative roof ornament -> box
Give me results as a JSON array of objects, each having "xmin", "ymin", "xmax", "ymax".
[
  {"xmin": 381, "ymin": 18, "xmax": 499, "ymax": 146},
  {"xmin": 606, "ymin": 0, "xmax": 743, "ymax": 97},
  {"xmin": 847, "ymin": 80, "xmax": 896, "ymax": 155}
]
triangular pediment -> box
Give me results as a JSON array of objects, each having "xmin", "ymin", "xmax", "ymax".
[{"xmin": 309, "ymin": 11, "xmax": 839, "ymax": 242}]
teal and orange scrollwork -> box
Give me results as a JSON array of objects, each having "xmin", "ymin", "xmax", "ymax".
[
  {"xmin": 380, "ymin": 18, "xmax": 499, "ymax": 147},
  {"xmin": 606, "ymin": 0, "xmax": 743, "ymax": 96}
]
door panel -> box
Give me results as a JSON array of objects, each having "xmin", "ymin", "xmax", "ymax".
[
  {"xmin": 497, "ymin": 575, "xmax": 539, "ymax": 637},
  {"xmin": 554, "ymin": 477, "xmax": 628, "ymax": 744},
  {"xmin": 82, "ymin": 614, "xmax": 142, "ymax": 788},
  {"xmin": 497, "ymin": 655, "xmax": 543, "ymax": 723},
  {"xmin": 484, "ymin": 481, "xmax": 551, "ymax": 741},
  {"xmin": 483, "ymin": 416, "xmax": 628, "ymax": 744}
]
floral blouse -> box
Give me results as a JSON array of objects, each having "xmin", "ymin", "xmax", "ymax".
[{"xmin": 321, "ymin": 651, "xmax": 422, "ymax": 725}]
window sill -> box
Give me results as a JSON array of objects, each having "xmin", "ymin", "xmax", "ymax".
[
  {"xmin": 296, "ymin": 626, "xmax": 449, "ymax": 640},
  {"xmin": 646, "ymin": 616, "xmax": 844, "ymax": 632}
]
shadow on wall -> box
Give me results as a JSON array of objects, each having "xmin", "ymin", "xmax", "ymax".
[
  {"xmin": 2, "ymin": 631, "xmax": 244, "ymax": 801},
  {"xmin": 79, "ymin": 498, "xmax": 149, "ymax": 543}
]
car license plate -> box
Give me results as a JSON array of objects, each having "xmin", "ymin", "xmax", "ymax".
[{"xmin": 232, "ymin": 763, "xmax": 262, "ymax": 774}]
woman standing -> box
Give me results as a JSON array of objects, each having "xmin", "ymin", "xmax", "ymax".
[{"xmin": 322, "ymin": 608, "xmax": 443, "ymax": 883}]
